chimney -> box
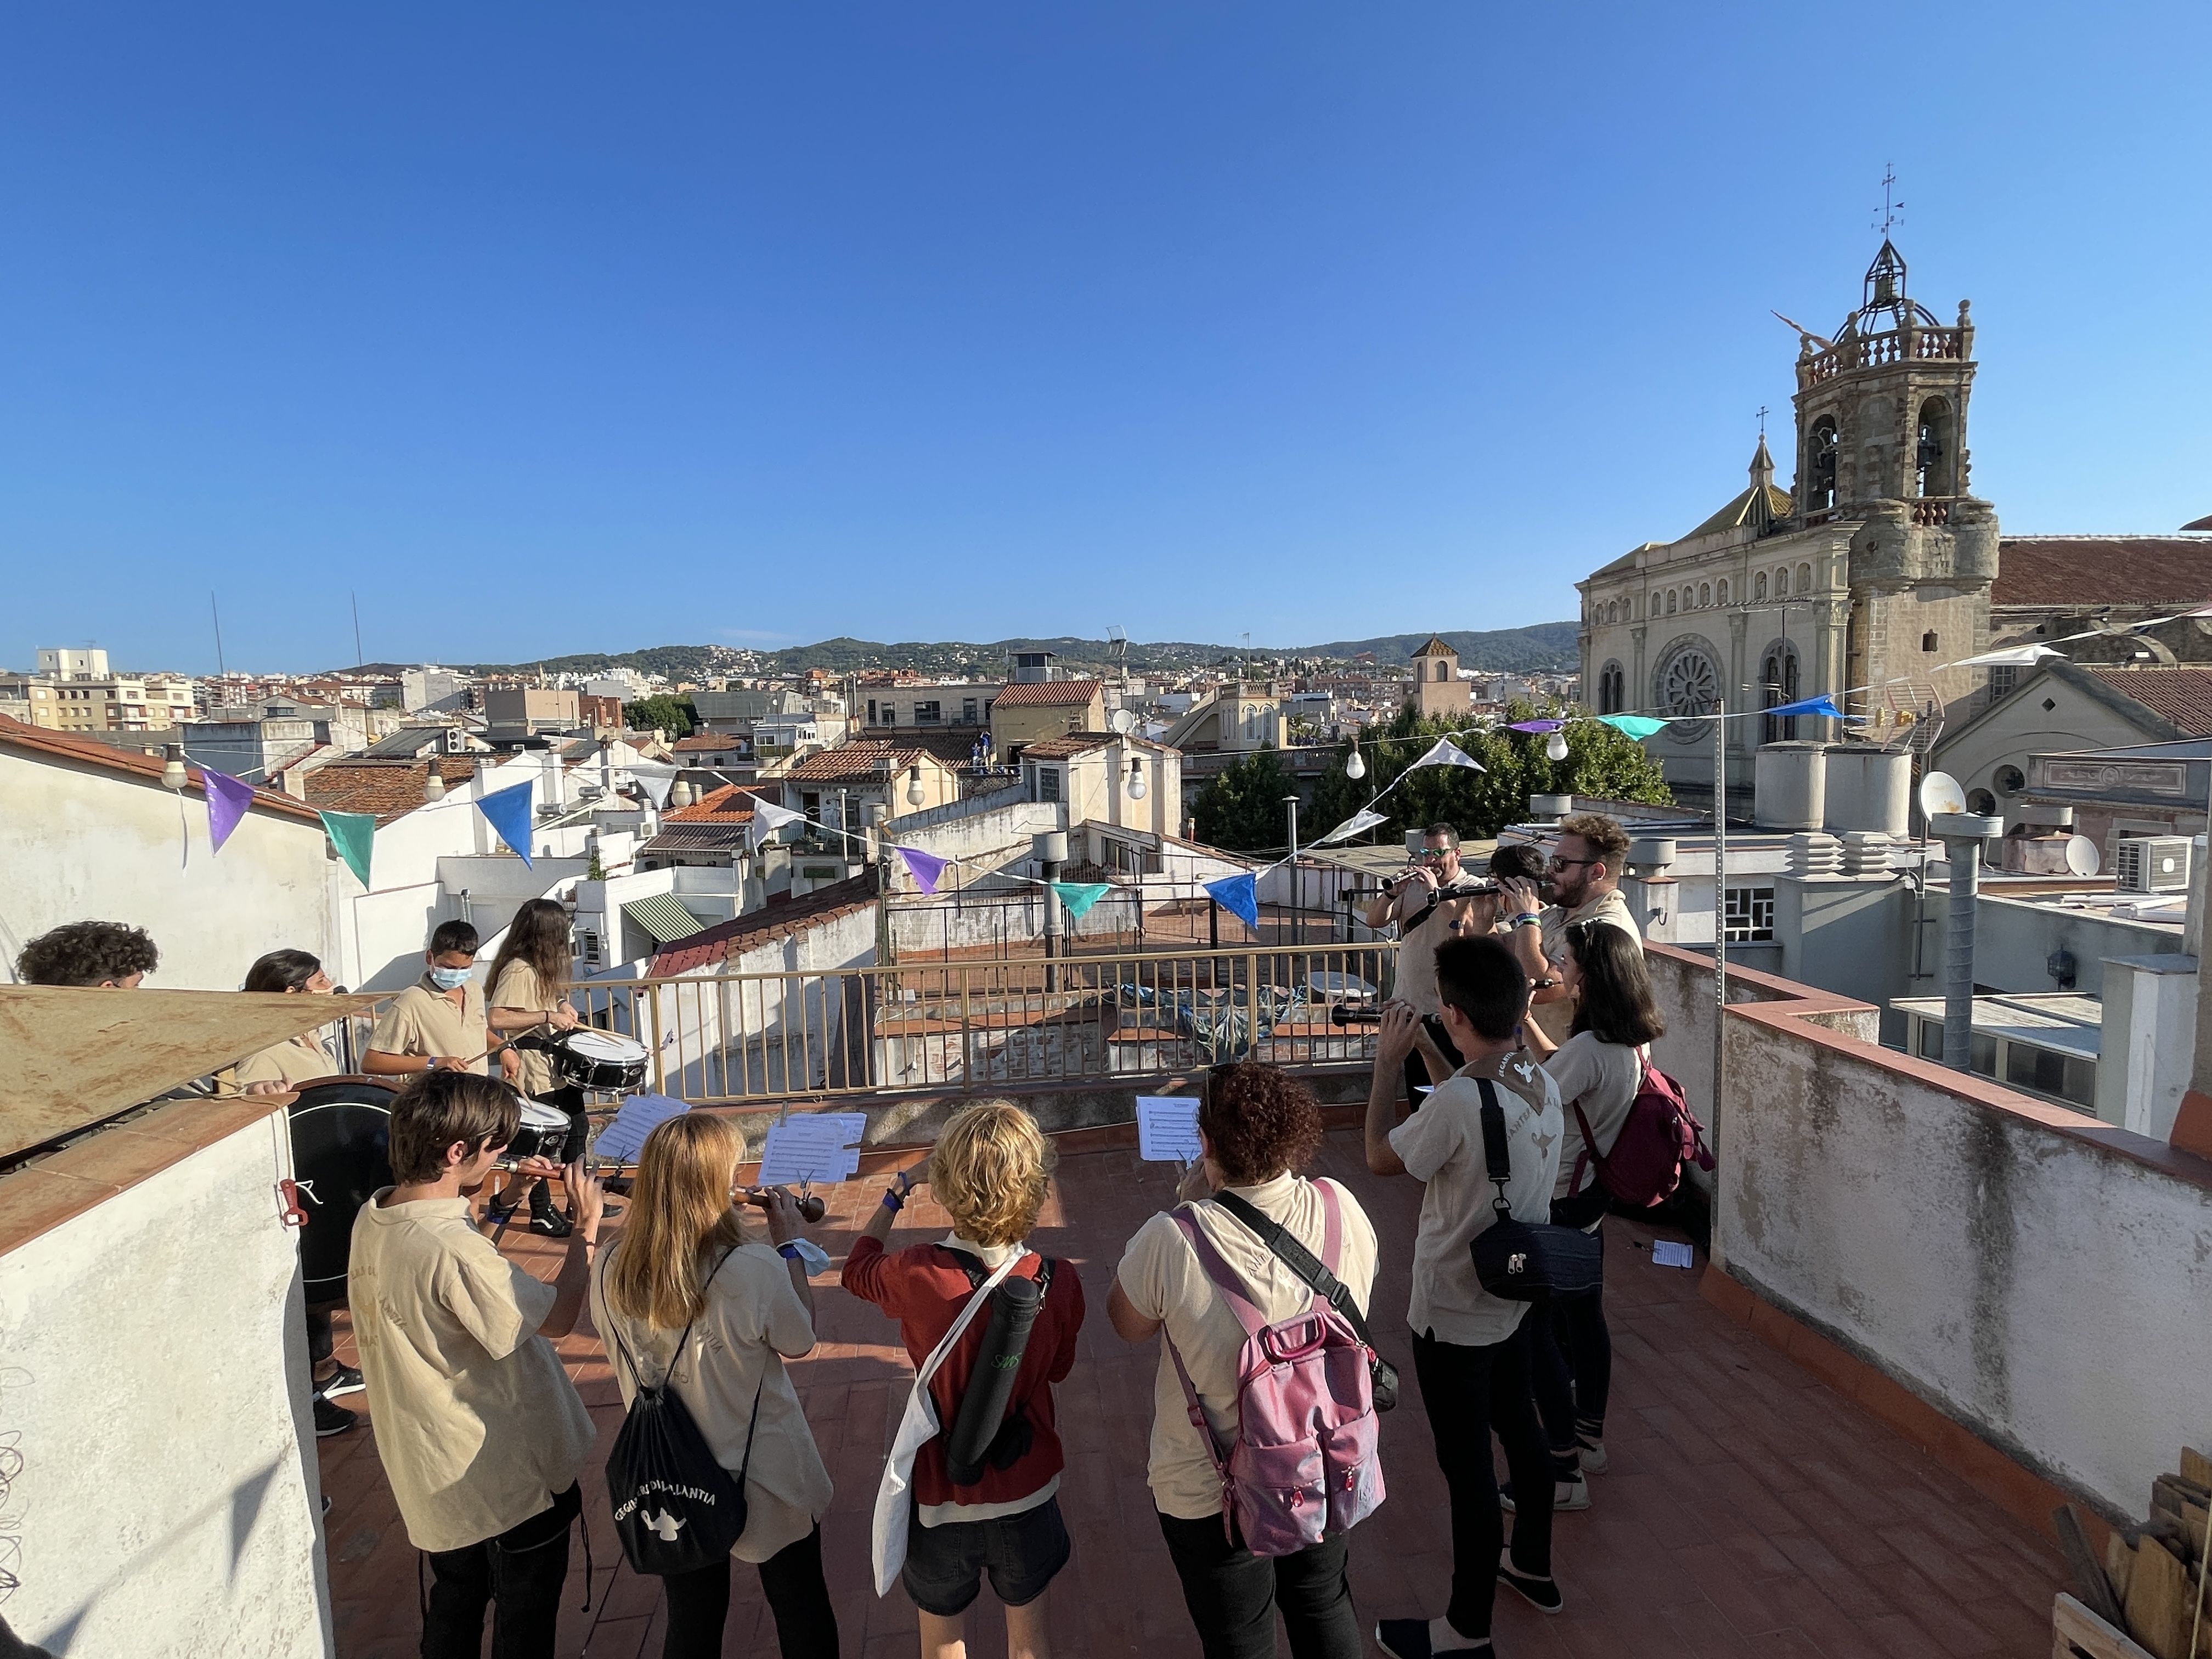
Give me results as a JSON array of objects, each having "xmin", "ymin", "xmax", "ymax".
[{"xmin": 1932, "ymin": 811, "xmax": 2004, "ymax": 1071}]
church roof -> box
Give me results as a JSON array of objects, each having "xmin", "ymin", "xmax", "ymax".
[
  {"xmin": 1685, "ymin": 482, "xmax": 1794, "ymax": 541},
  {"xmin": 1409, "ymin": 636, "xmax": 1456, "ymax": 658}
]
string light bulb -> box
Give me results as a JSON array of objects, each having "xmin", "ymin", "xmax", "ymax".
[
  {"xmin": 160, "ymin": 743, "xmax": 188, "ymax": 792},
  {"xmin": 424, "ymin": 767, "xmax": 447, "ymax": 802},
  {"xmin": 1545, "ymin": 730, "xmax": 1570, "ymax": 762},
  {"xmin": 1127, "ymin": 757, "xmax": 1147, "ymax": 800},
  {"xmin": 1345, "ymin": 748, "xmax": 1366, "ymax": 781},
  {"xmin": 669, "ymin": 778, "xmax": 694, "ymax": 809},
  {"xmin": 906, "ymin": 764, "xmax": 925, "ymax": 806}
]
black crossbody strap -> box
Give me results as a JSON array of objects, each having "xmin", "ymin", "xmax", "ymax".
[
  {"xmin": 1209, "ymin": 1188, "xmax": 1375, "ymax": 1348},
  {"xmin": 1476, "ymin": 1079, "xmax": 1515, "ymax": 1211}
]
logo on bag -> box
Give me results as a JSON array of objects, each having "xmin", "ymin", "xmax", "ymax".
[
  {"xmin": 1508, "ymin": 1252, "xmax": 1528, "ymax": 1273},
  {"xmin": 643, "ymin": 1509, "xmax": 686, "ymax": 1543}
]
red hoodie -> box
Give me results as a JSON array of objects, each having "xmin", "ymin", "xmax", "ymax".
[{"xmin": 843, "ymin": 1235, "xmax": 1085, "ymax": 1515}]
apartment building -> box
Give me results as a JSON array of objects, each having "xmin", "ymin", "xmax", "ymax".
[{"xmin": 0, "ymin": 647, "xmax": 196, "ymax": 733}]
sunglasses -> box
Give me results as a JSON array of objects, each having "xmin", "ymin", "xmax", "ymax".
[
  {"xmin": 1416, "ymin": 848, "xmax": 1454, "ymax": 862},
  {"xmin": 1548, "ymin": 855, "xmax": 1600, "ymax": 872}
]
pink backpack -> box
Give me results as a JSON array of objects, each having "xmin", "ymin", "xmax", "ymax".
[
  {"xmin": 1164, "ymin": 1182, "xmax": 1385, "ymax": 1556},
  {"xmin": 1569, "ymin": 1054, "xmax": 1716, "ymax": 1210}
]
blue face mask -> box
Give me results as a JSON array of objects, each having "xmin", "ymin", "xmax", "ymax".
[{"xmin": 428, "ymin": 966, "xmax": 472, "ymax": 991}]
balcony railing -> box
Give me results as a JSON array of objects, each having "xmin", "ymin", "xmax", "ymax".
[
  {"xmin": 567, "ymin": 942, "xmax": 1398, "ymax": 1107},
  {"xmin": 1801, "ymin": 325, "xmax": 1965, "ymax": 386}
]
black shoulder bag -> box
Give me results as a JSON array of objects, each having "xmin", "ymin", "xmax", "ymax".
[
  {"xmin": 1467, "ymin": 1079, "xmax": 1605, "ymax": 1302},
  {"xmin": 1210, "ymin": 1188, "xmax": 1397, "ymax": 1412},
  {"xmin": 603, "ymin": 1247, "xmax": 763, "ymax": 1575}
]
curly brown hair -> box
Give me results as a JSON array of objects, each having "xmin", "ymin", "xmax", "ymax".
[
  {"xmin": 1200, "ymin": 1063, "xmax": 1324, "ymax": 1186},
  {"xmin": 17, "ymin": 920, "xmax": 160, "ymax": 987}
]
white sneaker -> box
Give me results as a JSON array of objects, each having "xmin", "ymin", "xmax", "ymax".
[{"xmin": 1577, "ymin": 1440, "xmax": 1609, "ymax": 1475}]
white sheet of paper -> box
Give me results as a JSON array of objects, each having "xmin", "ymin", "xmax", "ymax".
[
  {"xmin": 589, "ymin": 1093, "xmax": 689, "ymax": 1166},
  {"xmin": 1651, "ymin": 1240, "xmax": 1696, "ymax": 1269},
  {"xmin": 757, "ymin": 1119, "xmax": 862, "ymax": 1187},
  {"xmin": 1136, "ymin": 1095, "xmax": 1204, "ymax": 1164}
]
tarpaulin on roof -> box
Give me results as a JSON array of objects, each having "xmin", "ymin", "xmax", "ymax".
[{"xmin": 622, "ymin": 894, "xmax": 712, "ymax": 945}]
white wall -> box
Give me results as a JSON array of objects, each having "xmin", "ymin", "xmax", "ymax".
[
  {"xmin": 0, "ymin": 750, "xmax": 335, "ymax": 990},
  {"xmin": 1, "ymin": 1113, "xmax": 330, "ymax": 1656}
]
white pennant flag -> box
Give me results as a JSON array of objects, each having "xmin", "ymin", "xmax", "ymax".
[
  {"xmin": 1406, "ymin": 737, "xmax": 1486, "ymax": 774},
  {"xmin": 746, "ymin": 797, "xmax": 808, "ymax": 851},
  {"xmin": 625, "ymin": 761, "xmax": 677, "ymax": 809},
  {"xmin": 1314, "ymin": 807, "xmax": 1389, "ymax": 845}
]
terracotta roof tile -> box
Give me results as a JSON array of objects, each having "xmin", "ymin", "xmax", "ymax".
[
  {"xmin": 647, "ymin": 874, "xmax": 878, "ymax": 975},
  {"xmin": 0, "ymin": 714, "xmax": 324, "ymax": 823},
  {"xmin": 781, "ymin": 742, "xmax": 952, "ymax": 782},
  {"xmin": 988, "ymin": 679, "xmax": 1103, "ymax": 708},
  {"xmin": 2076, "ymin": 667, "xmax": 2212, "ymax": 737},
  {"xmin": 304, "ymin": 758, "xmax": 481, "ymax": 825},
  {"xmin": 1014, "ymin": 732, "xmax": 1178, "ymax": 760},
  {"xmin": 664, "ymin": 783, "xmax": 763, "ymax": 822},
  {"xmin": 674, "ymin": 733, "xmax": 747, "ymax": 752},
  {"xmin": 1992, "ymin": 535, "xmax": 2212, "ymax": 609}
]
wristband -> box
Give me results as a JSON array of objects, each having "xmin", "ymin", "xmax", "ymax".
[
  {"xmin": 1513, "ymin": 914, "xmax": 1542, "ymax": 928},
  {"xmin": 881, "ymin": 1189, "xmax": 905, "ymax": 1212},
  {"xmin": 777, "ymin": 1242, "xmax": 804, "ymax": 1261}
]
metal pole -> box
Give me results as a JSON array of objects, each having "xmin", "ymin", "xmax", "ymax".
[
  {"xmin": 1285, "ymin": 795, "xmax": 1301, "ymax": 946},
  {"xmin": 1932, "ymin": 812, "xmax": 2002, "ymax": 1070},
  {"xmin": 1713, "ymin": 694, "xmax": 1728, "ymax": 1137}
]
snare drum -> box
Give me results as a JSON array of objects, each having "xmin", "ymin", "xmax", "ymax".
[
  {"xmin": 504, "ymin": 1098, "xmax": 573, "ymax": 1166},
  {"xmin": 287, "ymin": 1079, "xmax": 397, "ymax": 1300},
  {"xmin": 550, "ymin": 1029, "xmax": 650, "ymax": 1092}
]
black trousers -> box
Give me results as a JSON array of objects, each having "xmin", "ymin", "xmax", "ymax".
[
  {"xmin": 1156, "ymin": 1510, "xmax": 1362, "ymax": 1659},
  {"xmin": 421, "ymin": 1482, "xmax": 580, "ymax": 1659},
  {"xmin": 660, "ymin": 1525, "xmax": 839, "ymax": 1659},
  {"xmin": 1402, "ymin": 1016, "xmax": 1462, "ymax": 1108},
  {"xmin": 304, "ymin": 1301, "xmax": 335, "ymax": 1370},
  {"xmin": 1410, "ymin": 1324, "xmax": 1554, "ymax": 1641},
  {"xmin": 1527, "ymin": 1222, "xmax": 1612, "ymax": 1456}
]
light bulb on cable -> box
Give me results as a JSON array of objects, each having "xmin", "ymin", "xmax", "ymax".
[
  {"xmin": 1345, "ymin": 748, "xmax": 1367, "ymax": 781},
  {"xmin": 1545, "ymin": 730, "xmax": 1570, "ymax": 762}
]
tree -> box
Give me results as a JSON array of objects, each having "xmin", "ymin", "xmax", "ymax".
[
  {"xmin": 1190, "ymin": 748, "xmax": 1297, "ymax": 852},
  {"xmin": 1303, "ymin": 700, "xmax": 1671, "ymax": 847},
  {"xmin": 623, "ymin": 694, "xmax": 698, "ymax": 739}
]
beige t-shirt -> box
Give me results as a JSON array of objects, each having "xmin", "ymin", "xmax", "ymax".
[
  {"xmin": 1544, "ymin": 1033, "xmax": 1645, "ymax": 1206},
  {"xmin": 369, "ymin": 978, "xmax": 489, "ymax": 1074},
  {"xmin": 216, "ymin": 1030, "xmax": 335, "ymax": 1096},
  {"xmin": 1115, "ymin": 1174, "xmax": 1379, "ymax": 1521},
  {"xmin": 490, "ymin": 961, "xmax": 563, "ymax": 1099},
  {"xmin": 1530, "ymin": 888, "xmax": 1643, "ymax": 1043},
  {"xmin": 1390, "ymin": 876, "xmax": 1487, "ymax": 1017},
  {"xmin": 347, "ymin": 1191, "xmax": 595, "ymax": 1553},
  {"xmin": 1387, "ymin": 1050, "xmax": 1562, "ymax": 1347},
  {"xmin": 590, "ymin": 1239, "xmax": 834, "ymax": 1563}
]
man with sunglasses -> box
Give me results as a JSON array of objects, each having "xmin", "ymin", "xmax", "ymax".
[
  {"xmin": 1364, "ymin": 825, "xmax": 1490, "ymax": 1106},
  {"xmin": 1497, "ymin": 812, "xmax": 1640, "ymax": 1043}
]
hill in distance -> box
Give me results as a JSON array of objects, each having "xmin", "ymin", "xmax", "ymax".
[{"xmin": 337, "ymin": 622, "xmax": 1577, "ymax": 683}]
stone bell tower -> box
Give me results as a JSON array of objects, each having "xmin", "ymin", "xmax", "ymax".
[{"xmin": 1788, "ymin": 240, "xmax": 1998, "ymax": 713}]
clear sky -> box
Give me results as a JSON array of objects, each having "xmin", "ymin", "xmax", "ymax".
[{"xmin": 4, "ymin": 3, "xmax": 2207, "ymax": 674}]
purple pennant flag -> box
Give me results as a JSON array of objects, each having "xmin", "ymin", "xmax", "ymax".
[
  {"xmin": 202, "ymin": 766, "xmax": 257, "ymax": 854},
  {"xmin": 898, "ymin": 846, "xmax": 949, "ymax": 894},
  {"xmin": 1505, "ymin": 719, "xmax": 1565, "ymax": 733}
]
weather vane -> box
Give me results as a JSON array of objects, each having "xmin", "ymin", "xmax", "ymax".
[{"xmin": 1872, "ymin": 165, "xmax": 1904, "ymax": 235}]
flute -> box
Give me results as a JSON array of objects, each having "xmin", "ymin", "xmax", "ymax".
[{"xmin": 738, "ymin": 1188, "xmax": 828, "ymax": 1224}]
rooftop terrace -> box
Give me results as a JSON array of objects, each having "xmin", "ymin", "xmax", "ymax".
[{"xmin": 318, "ymin": 1128, "xmax": 2066, "ymax": 1658}]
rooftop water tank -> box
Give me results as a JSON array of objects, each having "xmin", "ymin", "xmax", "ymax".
[
  {"xmin": 1823, "ymin": 747, "xmax": 1911, "ymax": 838},
  {"xmin": 1754, "ymin": 742, "xmax": 1827, "ymax": 832}
]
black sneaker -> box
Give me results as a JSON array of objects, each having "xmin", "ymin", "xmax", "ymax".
[
  {"xmin": 529, "ymin": 1205, "xmax": 574, "ymax": 1238},
  {"xmin": 1499, "ymin": 1561, "xmax": 1562, "ymax": 1614},
  {"xmin": 318, "ymin": 1363, "xmax": 365, "ymax": 1399},
  {"xmin": 313, "ymin": 1394, "xmax": 358, "ymax": 1438}
]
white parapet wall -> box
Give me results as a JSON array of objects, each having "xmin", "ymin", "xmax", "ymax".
[{"xmin": 0, "ymin": 1103, "xmax": 331, "ymax": 1657}]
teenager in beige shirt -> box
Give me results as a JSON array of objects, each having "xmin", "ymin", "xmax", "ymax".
[
  {"xmin": 348, "ymin": 1069, "xmax": 602, "ymax": 1657},
  {"xmin": 1109, "ymin": 1062, "xmax": 1380, "ymax": 1659},
  {"xmin": 487, "ymin": 899, "xmax": 591, "ymax": 1237},
  {"xmin": 591, "ymin": 1112, "xmax": 838, "ymax": 1659}
]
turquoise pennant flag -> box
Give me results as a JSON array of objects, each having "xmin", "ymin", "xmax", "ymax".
[
  {"xmin": 319, "ymin": 810, "xmax": 375, "ymax": 888},
  {"xmin": 1598, "ymin": 714, "xmax": 1669, "ymax": 740},
  {"xmin": 1049, "ymin": 881, "xmax": 1111, "ymax": 921},
  {"xmin": 476, "ymin": 780, "xmax": 534, "ymax": 866}
]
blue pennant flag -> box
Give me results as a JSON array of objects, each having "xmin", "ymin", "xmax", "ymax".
[
  {"xmin": 1764, "ymin": 693, "xmax": 1842, "ymax": 722},
  {"xmin": 476, "ymin": 780, "xmax": 534, "ymax": 867},
  {"xmin": 1204, "ymin": 872, "xmax": 1260, "ymax": 930}
]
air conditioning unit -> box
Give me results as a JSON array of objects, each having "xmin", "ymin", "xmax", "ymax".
[{"xmin": 2114, "ymin": 836, "xmax": 2192, "ymax": 894}]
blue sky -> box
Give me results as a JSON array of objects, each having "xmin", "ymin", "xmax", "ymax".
[{"xmin": 4, "ymin": 3, "xmax": 2207, "ymax": 673}]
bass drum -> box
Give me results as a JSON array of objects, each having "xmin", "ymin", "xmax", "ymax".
[{"xmin": 288, "ymin": 1078, "xmax": 397, "ymax": 1301}]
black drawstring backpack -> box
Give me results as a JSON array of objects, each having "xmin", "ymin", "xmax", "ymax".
[{"xmin": 603, "ymin": 1246, "xmax": 763, "ymax": 1575}]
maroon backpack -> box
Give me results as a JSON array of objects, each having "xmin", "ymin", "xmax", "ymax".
[{"xmin": 1568, "ymin": 1056, "xmax": 1715, "ymax": 1210}]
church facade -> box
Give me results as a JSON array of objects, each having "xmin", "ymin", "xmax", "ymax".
[{"xmin": 1576, "ymin": 241, "xmax": 1998, "ymax": 793}]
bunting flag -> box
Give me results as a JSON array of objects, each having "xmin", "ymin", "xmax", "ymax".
[
  {"xmin": 319, "ymin": 810, "xmax": 375, "ymax": 888},
  {"xmin": 1504, "ymin": 719, "xmax": 1565, "ymax": 734},
  {"xmin": 1764, "ymin": 693, "xmax": 1843, "ymax": 721},
  {"xmin": 1314, "ymin": 807, "xmax": 1389, "ymax": 846},
  {"xmin": 1406, "ymin": 737, "xmax": 1486, "ymax": 774},
  {"xmin": 625, "ymin": 760, "xmax": 677, "ymax": 809},
  {"xmin": 476, "ymin": 780, "xmax": 535, "ymax": 867},
  {"xmin": 1050, "ymin": 881, "xmax": 1111, "ymax": 921},
  {"xmin": 746, "ymin": 797, "xmax": 807, "ymax": 852},
  {"xmin": 1204, "ymin": 872, "xmax": 1260, "ymax": 930},
  {"xmin": 201, "ymin": 766, "xmax": 256, "ymax": 854},
  {"xmin": 1597, "ymin": 714, "xmax": 1669, "ymax": 740},
  {"xmin": 1950, "ymin": 644, "xmax": 2061, "ymax": 669},
  {"xmin": 898, "ymin": 846, "xmax": 949, "ymax": 894}
]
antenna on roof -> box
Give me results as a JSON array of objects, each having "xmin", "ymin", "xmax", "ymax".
[
  {"xmin": 210, "ymin": 592, "xmax": 227, "ymax": 680},
  {"xmin": 1872, "ymin": 163, "xmax": 1904, "ymax": 236}
]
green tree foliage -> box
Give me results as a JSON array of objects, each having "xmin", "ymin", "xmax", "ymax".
[
  {"xmin": 1306, "ymin": 700, "xmax": 1672, "ymax": 848},
  {"xmin": 623, "ymin": 695, "xmax": 698, "ymax": 739},
  {"xmin": 1190, "ymin": 748, "xmax": 1299, "ymax": 852}
]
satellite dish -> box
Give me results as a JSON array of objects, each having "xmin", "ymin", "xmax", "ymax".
[
  {"xmin": 2064, "ymin": 834, "xmax": 2101, "ymax": 877},
  {"xmin": 1918, "ymin": 771, "xmax": 1967, "ymax": 819},
  {"xmin": 1109, "ymin": 708, "xmax": 1137, "ymax": 734}
]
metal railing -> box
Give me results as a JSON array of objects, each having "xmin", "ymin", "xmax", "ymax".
[{"xmin": 567, "ymin": 941, "xmax": 1398, "ymax": 1108}]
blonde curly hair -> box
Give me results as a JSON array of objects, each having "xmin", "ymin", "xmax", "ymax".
[{"xmin": 929, "ymin": 1099, "xmax": 1053, "ymax": 1249}]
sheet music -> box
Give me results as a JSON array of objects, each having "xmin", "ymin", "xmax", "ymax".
[
  {"xmin": 756, "ymin": 1114, "xmax": 866, "ymax": 1187},
  {"xmin": 589, "ymin": 1093, "xmax": 689, "ymax": 1166},
  {"xmin": 1136, "ymin": 1095, "xmax": 1203, "ymax": 1164},
  {"xmin": 1651, "ymin": 1239, "xmax": 1696, "ymax": 1269}
]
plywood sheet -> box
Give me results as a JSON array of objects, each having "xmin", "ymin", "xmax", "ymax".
[{"xmin": 0, "ymin": 986, "xmax": 388, "ymax": 1160}]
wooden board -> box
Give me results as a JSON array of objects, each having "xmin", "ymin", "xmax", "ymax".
[
  {"xmin": 0, "ymin": 985, "xmax": 387, "ymax": 1160},
  {"xmin": 2056, "ymin": 1592, "xmax": 2161, "ymax": 1659},
  {"xmin": 2059, "ymin": 1506, "xmax": 2130, "ymax": 1630},
  {"xmin": 2122, "ymin": 1538, "xmax": 2198, "ymax": 1659},
  {"xmin": 2183, "ymin": 1449, "xmax": 2212, "ymax": 1492}
]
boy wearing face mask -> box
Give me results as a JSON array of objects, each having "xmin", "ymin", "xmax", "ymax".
[{"xmin": 365, "ymin": 921, "xmax": 515, "ymax": 1083}]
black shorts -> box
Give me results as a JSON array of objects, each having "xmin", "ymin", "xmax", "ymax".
[{"xmin": 902, "ymin": 1493, "xmax": 1071, "ymax": 1616}]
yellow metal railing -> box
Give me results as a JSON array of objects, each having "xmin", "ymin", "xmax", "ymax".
[{"xmin": 568, "ymin": 942, "xmax": 1398, "ymax": 1108}]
